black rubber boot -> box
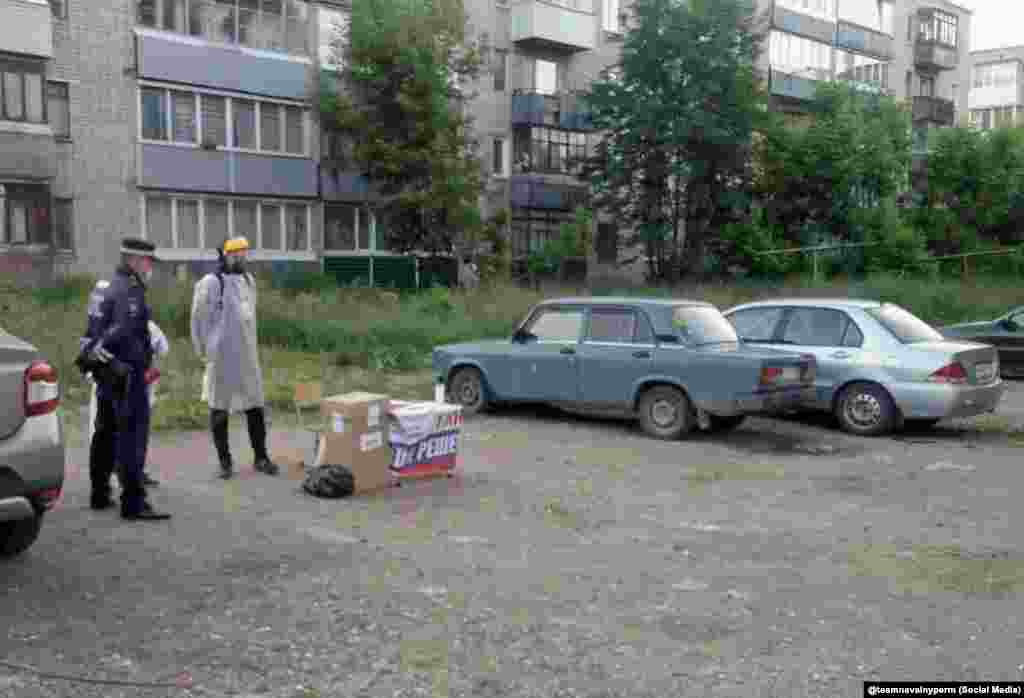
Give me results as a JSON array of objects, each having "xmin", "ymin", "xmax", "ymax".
[
  {"xmin": 246, "ymin": 408, "xmax": 279, "ymax": 476},
  {"xmin": 210, "ymin": 409, "xmax": 233, "ymax": 479}
]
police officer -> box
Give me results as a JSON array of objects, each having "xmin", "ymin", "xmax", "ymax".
[{"xmin": 77, "ymin": 238, "xmax": 171, "ymax": 520}]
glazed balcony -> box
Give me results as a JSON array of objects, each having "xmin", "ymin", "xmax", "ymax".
[
  {"xmin": 510, "ymin": 0, "xmax": 597, "ymax": 53},
  {"xmin": 0, "ymin": 0, "xmax": 52, "ymax": 58},
  {"xmin": 912, "ymin": 95, "xmax": 955, "ymax": 125},
  {"xmin": 511, "ymin": 90, "xmax": 593, "ymax": 131},
  {"xmin": 836, "ymin": 20, "xmax": 894, "ymax": 61}
]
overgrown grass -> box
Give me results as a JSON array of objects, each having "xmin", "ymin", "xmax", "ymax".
[{"xmin": 4, "ymin": 271, "xmax": 1023, "ymax": 434}]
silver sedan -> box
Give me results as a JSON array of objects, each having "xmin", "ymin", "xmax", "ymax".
[{"xmin": 722, "ymin": 299, "xmax": 1006, "ymax": 436}]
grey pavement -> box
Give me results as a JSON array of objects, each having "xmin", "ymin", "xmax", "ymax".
[{"xmin": 2, "ymin": 385, "xmax": 1024, "ymax": 697}]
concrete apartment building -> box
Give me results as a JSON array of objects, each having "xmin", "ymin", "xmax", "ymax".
[
  {"xmin": 0, "ymin": 0, "xmax": 972, "ymax": 285},
  {"xmin": 969, "ymin": 45, "xmax": 1024, "ymax": 131}
]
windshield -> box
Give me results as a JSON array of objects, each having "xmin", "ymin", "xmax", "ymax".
[
  {"xmin": 865, "ymin": 304, "xmax": 944, "ymax": 344},
  {"xmin": 672, "ymin": 305, "xmax": 739, "ymax": 345}
]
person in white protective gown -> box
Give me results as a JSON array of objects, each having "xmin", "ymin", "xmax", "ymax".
[
  {"xmin": 87, "ymin": 290, "xmax": 168, "ymax": 488},
  {"xmin": 190, "ymin": 236, "xmax": 279, "ymax": 480}
]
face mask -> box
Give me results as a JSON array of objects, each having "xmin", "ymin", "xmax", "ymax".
[
  {"xmin": 229, "ymin": 257, "xmax": 247, "ymax": 274},
  {"xmin": 142, "ymin": 269, "xmax": 153, "ymax": 284}
]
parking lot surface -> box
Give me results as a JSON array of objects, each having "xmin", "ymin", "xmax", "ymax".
[{"xmin": 2, "ymin": 384, "xmax": 1024, "ymax": 697}]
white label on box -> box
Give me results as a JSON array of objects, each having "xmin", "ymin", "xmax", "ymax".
[
  {"xmin": 361, "ymin": 431, "xmax": 383, "ymax": 451},
  {"xmin": 333, "ymin": 414, "xmax": 346, "ymax": 433},
  {"xmin": 368, "ymin": 404, "xmax": 381, "ymax": 427}
]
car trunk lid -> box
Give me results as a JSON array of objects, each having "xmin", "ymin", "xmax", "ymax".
[
  {"xmin": 0, "ymin": 329, "xmax": 39, "ymax": 438},
  {"xmin": 697, "ymin": 343, "xmax": 815, "ymax": 389},
  {"xmin": 912, "ymin": 341, "xmax": 1000, "ymax": 385}
]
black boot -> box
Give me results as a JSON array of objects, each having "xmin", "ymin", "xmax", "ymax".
[
  {"xmin": 210, "ymin": 409, "xmax": 233, "ymax": 479},
  {"xmin": 246, "ymin": 408, "xmax": 279, "ymax": 476}
]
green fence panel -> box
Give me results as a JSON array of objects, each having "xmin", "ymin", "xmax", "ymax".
[
  {"xmin": 323, "ymin": 256, "xmax": 371, "ymax": 286},
  {"xmin": 371, "ymin": 256, "xmax": 417, "ymax": 289}
]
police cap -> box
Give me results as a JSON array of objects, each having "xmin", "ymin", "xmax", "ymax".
[{"xmin": 120, "ymin": 237, "xmax": 159, "ymax": 259}]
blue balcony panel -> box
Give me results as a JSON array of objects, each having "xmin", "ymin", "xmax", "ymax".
[
  {"xmin": 510, "ymin": 175, "xmax": 585, "ymax": 210},
  {"xmin": 321, "ymin": 169, "xmax": 382, "ymax": 202},
  {"xmin": 139, "ymin": 144, "xmax": 317, "ymax": 197},
  {"xmin": 136, "ymin": 31, "xmax": 310, "ymax": 101},
  {"xmin": 770, "ymin": 71, "xmax": 819, "ymax": 101}
]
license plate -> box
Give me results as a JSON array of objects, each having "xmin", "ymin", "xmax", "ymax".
[
  {"xmin": 975, "ymin": 362, "xmax": 995, "ymax": 383},
  {"xmin": 781, "ymin": 367, "xmax": 801, "ymax": 382}
]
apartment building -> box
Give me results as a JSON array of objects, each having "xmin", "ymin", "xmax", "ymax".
[
  {"xmin": 0, "ymin": 0, "xmax": 974, "ymax": 284},
  {"xmin": 969, "ymin": 46, "xmax": 1024, "ymax": 131}
]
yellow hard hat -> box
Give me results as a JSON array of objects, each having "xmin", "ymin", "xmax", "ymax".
[{"xmin": 223, "ymin": 236, "xmax": 250, "ymax": 254}]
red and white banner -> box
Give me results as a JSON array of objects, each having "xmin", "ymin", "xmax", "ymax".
[{"xmin": 388, "ymin": 401, "xmax": 463, "ymax": 478}]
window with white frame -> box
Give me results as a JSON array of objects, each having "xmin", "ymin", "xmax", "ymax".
[
  {"xmin": 324, "ymin": 203, "xmax": 386, "ymax": 252},
  {"xmin": 142, "ymin": 194, "xmax": 313, "ymax": 252},
  {"xmin": 602, "ymin": 0, "xmax": 620, "ymax": 33},
  {"xmin": 318, "ymin": 6, "xmax": 348, "ymax": 71},
  {"xmin": 137, "ymin": 0, "xmax": 310, "ymax": 56},
  {"xmin": 534, "ymin": 60, "xmax": 557, "ymax": 95},
  {"xmin": 139, "ymin": 84, "xmax": 308, "ymax": 155},
  {"xmin": 769, "ymin": 30, "xmax": 832, "ymax": 82}
]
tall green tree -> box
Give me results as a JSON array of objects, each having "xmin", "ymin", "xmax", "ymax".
[
  {"xmin": 321, "ymin": 0, "xmax": 485, "ymax": 254},
  {"xmin": 926, "ymin": 124, "xmax": 1024, "ymax": 247},
  {"xmin": 581, "ymin": 0, "xmax": 768, "ymax": 282},
  {"xmin": 754, "ymin": 82, "xmax": 911, "ymax": 245}
]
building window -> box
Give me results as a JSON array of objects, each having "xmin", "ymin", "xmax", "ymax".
[
  {"xmin": 319, "ymin": 6, "xmax": 348, "ymax": 70},
  {"xmin": 137, "ymin": 0, "xmax": 309, "ymax": 56},
  {"xmin": 920, "ymin": 10, "xmax": 957, "ymax": 48},
  {"xmin": 323, "ymin": 204, "xmax": 384, "ymax": 252},
  {"xmin": 139, "ymin": 85, "xmax": 307, "ymax": 155},
  {"xmin": 514, "ymin": 127, "xmax": 587, "ymax": 174},
  {"xmin": 142, "ymin": 194, "xmax": 311, "ymax": 251},
  {"xmin": 492, "ymin": 137, "xmax": 505, "ymax": 176},
  {"xmin": 511, "ymin": 212, "xmax": 565, "ymax": 259},
  {"xmin": 493, "ymin": 49, "xmax": 507, "ymax": 92},
  {"xmin": 50, "ymin": 0, "xmax": 66, "ymax": 18},
  {"xmin": 321, "ymin": 129, "xmax": 352, "ymax": 164},
  {"xmin": 836, "ymin": 52, "xmax": 888, "ymax": 89},
  {"xmin": 1, "ymin": 185, "xmax": 49, "ymax": 246},
  {"xmin": 47, "ymin": 82, "xmax": 70, "ymax": 139},
  {"xmin": 775, "ymin": 0, "xmax": 836, "ymax": 22},
  {"xmin": 603, "ymin": 0, "xmax": 620, "ymax": 32},
  {"xmin": 768, "ymin": 31, "xmax": 832, "ymax": 82},
  {"xmin": 0, "ymin": 60, "xmax": 46, "ymax": 124},
  {"xmin": 534, "ymin": 60, "xmax": 557, "ymax": 95},
  {"xmin": 53, "ymin": 198, "xmax": 73, "ymax": 250}
]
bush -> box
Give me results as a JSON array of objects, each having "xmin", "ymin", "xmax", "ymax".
[
  {"xmin": 857, "ymin": 200, "xmax": 929, "ymax": 276},
  {"xmin": 719, "ymin": 209, "xmax": 798, "ymax": 278}
]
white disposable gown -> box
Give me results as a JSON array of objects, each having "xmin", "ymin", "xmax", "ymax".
[{"xmin": 190, "ymin": 271, "xmax": 265, "ymax": 413}]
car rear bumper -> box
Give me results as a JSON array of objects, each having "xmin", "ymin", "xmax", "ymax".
[
  {"xmin": 0, "ymin": 411, "xmax": 65, "ymax": 501},
  {"xmin": 703, "ymin": 386, "xmax": 816, "ymax": 416},
  {"xmin": 893, "ymin": 380, "xmax": 1007, "ymax": 419}
]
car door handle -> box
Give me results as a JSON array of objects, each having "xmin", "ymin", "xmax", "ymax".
[
  {"xmin": 633, "ymin": 350, "xmax": 651, "ymax": 358},
  {"xmin": 560, "ymin": 346, "xmax": 576, "ymax": 355},
  {"xmin": 830, "ymin": 351, "xmax": 850, "ymax": 359}
]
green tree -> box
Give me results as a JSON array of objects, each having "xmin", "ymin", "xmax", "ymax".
[
  {"xmin": 581, "ymin": 0, "xmax": 768, "ymax": 283},
  {"xmin": 927, "ymin": 124, "xmax": 1024, "ymax": 247},
  {"xmin": 754, "ymin": 82, "xmax": 911, "ymax": 247},
  {"xmin": 321, "ymin": 0, "xmax": 486, "ymax": 254}
]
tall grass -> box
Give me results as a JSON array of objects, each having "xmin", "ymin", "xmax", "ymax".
[{"xmin": 4, "ymin": 271, "xmax": 1023, "ymax": 433}]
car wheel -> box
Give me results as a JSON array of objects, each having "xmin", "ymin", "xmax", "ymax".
[
  {"xmin": 706, "ymin": 414, "xmax": 746, "ymax": 433},
  {"xmin": 447, "ymin": 367, "xmax": 489, "ymax": 416},
  {"xmin": 835, "ymin": 382, "xmax": 898, "ymax": 437},
  {"xmin": 637, "ymin": 385, "xmax": 695, "ymax": 440},
  {"xmin": 0, "ymin": 514, "xmax": 43, "ymax": 559}
]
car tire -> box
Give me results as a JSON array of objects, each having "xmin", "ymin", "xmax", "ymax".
[
  {"xmin": 706, "ymin": 414, "xmax": 746, "ymax": 433},
  {"xmin": 637, "ymin": 385, "xmax": 696, "ymax": 440},
  {"xmin": 0, "ymin": 514, "xmax": 43, "ymax": 559},
  {"xmin": 447, "ymin": 367, "xmax": 489, "ymax": 417},
  {"xmin": 835, "ymin": 382, "xmax": 898, "ymax": 437}
]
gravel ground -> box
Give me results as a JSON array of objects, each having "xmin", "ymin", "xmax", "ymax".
[{"xmin": 2, "ymin": 384, "xmax": 1024, "ymax": 697}]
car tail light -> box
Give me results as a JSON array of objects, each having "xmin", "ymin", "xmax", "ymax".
[
  {"xmin": 929, "ymin": 361, "xmax": 968, "ymax": 385},
  {"xmin": 36, "ymin": 487, "xmax": 62, "ymax": 511},
  {"xmin": 760, "ymin": 366, "xmax": 783, "ymax": 385},
  {"xmin": 25, "ymin": 360, "xmax": 60, "ymax": 417}
]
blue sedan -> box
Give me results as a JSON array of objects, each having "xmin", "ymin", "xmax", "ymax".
[{"xmin": 432, "ymin": 297, "xmax": 817, "ymax": 440}]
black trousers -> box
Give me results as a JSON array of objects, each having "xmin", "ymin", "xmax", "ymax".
[
  {"xmin": 91, "ymin": 376, "xmax": 150, "ymax": 514},
  {"xmin": 210, "ymin": 407, "xmax": 269, "ymax": 463}
]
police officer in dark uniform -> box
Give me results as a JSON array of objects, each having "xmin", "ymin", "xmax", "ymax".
[{"xmin": 77, "ymin": 238, "xmax": 171, "ymax": 521}]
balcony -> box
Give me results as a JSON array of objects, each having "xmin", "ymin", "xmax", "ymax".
[
  {"xmin": 510, "ymin": 0, "xmax": 597, "ymax": 53},
  {"xmin": 914, "ymin": 40, "xmax": 958, "ymax": 71},
  {"xmin": 912, "ymin": 96, "xmax": 955, "ymax": 125},
  {"xmin": 0, "ymin": 128, "xmax": 56, "ymax": 180},
  {"xmin": 0, "ymin": 0, "xmax": 52, "ymax": 58},
  {"xmin": 769, "ymin": 70, "xmax": 819, "ymax": 102},
  {"xmin": 510, "ymin": 175, "xmax": 587, "ymax": 210},
  {"xmin": 836, "ymin": 21, "xmax": 894, "ymax": 61},
  {"xmin": 772, "ymin": 5, "xmax": 836, "ymax": 46},
  {"xmin": 138, "ymin": 144, "xmax": 317, "ymax": 197},
  {"xmin": 511, "ymin": 90, "xmax": 593, "ymax": 130}
]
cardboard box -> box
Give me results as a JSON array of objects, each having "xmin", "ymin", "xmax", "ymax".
[
  {"xmin": 387, "ymin": 400, "xmax": 463, "ymax": 480},
  {"xmin": 317, "ymin": 391, "xmax": 395, "ymax": 494}
]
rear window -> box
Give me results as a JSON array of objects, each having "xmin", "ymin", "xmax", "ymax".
[
  {"xmin": 865, "ymin": 304, "xmax": 944, "ymax": 344},
  {"xmin": 672, "ymin": 305, "xmax": 739, "ymax": 345}
]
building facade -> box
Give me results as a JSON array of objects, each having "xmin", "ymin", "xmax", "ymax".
[
  {"xmin": 0, "ymin": 0, "xmax": 974, "ymax": 284},
  {"xmin": 969, "ymin": 46, "xmax": 1024, "ymax": 131}
]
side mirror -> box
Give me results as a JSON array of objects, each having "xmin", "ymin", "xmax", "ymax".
[{"xmin": 1004, "ymin": 317, "xmax": 1020, "ymax": 331}]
